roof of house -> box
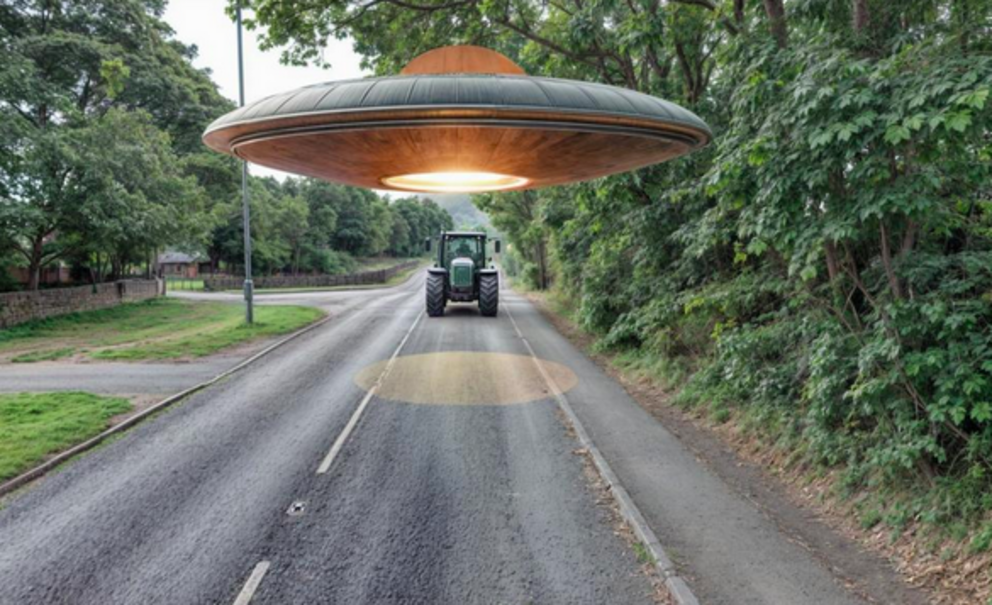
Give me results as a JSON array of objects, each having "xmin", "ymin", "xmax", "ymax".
[{"xmin": 158, "ymin": 251, "xmax": 201, "ymax": 264}]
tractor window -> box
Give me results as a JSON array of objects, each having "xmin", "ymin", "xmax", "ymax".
[{"xmin": 446, "ymin": 237, "xmax": 482, "ymax": 264}]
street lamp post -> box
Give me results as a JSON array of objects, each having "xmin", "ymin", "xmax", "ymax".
[{"xmin": 235, "ymin": 1, "xmax": 254, "ymax": 324}]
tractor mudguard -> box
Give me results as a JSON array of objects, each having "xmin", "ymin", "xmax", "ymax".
[
  {"xmin": 478, "ymin": 268, "xmax": 498, "ymax": 276},
  {"xmin": 428, "ymin": 267, "xmax": 449, "ymax": 276}
]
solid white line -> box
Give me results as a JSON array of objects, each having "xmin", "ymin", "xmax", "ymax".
[
  {"xmin": 503, "ymin": 296, "xmax": 700, "ymax": 605},
  {"xmin": 232, "ymin": 560, "xmax": 270, "ymax": 605},
  {"xmin": 316, "ymin": 310, "xmax": 424, "ymax": 474}
]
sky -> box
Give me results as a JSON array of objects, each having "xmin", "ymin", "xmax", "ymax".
[{"xmin": 162, "ymin": 0, "xmax": 369, "ymax": 181}]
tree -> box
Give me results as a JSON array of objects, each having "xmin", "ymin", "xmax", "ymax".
[
  {"xmin": 73, "ymin": 108, "xmax": 206, "ymax": 280},
  {"xmin": 474, "ymin": 190, "xmax": 549, "ymax": 289},
  {"xmin": 277, "ymin": 195, "xmax": 309, "ymax": 275},
  {"xmin": 386, "ymin": 196, "xmax": 455, "ymax": 256},
  {"xmin": 0, "ymin": 0, "xmax": 233, "ymax": 288}
]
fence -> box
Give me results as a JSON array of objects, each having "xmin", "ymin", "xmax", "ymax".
[
  {"xmin": 0, "ymin": 279, "xmax": 164, "ymax": 329},
  {"xmin": 202, "ymin": 260, "xmax": 422, "ymax": 292},
  {"xmin": 164, "ymin": 276, "xmax": 206, "ymax": 291}
]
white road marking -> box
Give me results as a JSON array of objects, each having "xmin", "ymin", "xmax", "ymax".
[
  {"xmin": 505, "ymin": 303, "xmax": 564, "ymax": 398},
  {"xmin": 317, "ymin": 310, "xmax": 424, "ymax": 474},
  {"xmin": 232, "ymin": 560, "xmax": 270, "ymax": 605},
  {"xmin": 503, "ymin": 296, "xmax": 700, "ymax": 605}
]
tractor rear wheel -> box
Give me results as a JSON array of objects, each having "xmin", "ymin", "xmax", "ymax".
[
  {"xmin": 479, "ymin": 273, "xmax": 498, "ymax": 317},
  {"xmin": 426, "ymin": 272, "xmax": 445, "ymax": 317}
]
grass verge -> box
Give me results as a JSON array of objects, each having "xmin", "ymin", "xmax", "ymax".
[
  {"xmin": 11, "ymin": 347, "xmax": 77, "ymax": 363},
  {"xmin": 0, "ymin": 299, "xmax": 324, "ymax": 362},
  {"xmin": 0, "ymin": 392, "xmax": 131, "ymax": 482}
]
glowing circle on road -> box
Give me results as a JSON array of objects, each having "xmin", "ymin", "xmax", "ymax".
[{"xmin": 354, "ymin": 352, "xmax": 578, "ymax": 406}]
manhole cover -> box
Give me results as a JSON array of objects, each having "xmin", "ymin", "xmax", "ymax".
[{"xmin": 286, "ymin": 501, "xmax": 306, "ymax": 516}]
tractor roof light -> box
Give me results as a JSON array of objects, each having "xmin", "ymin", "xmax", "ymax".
[{"xmin": 203, "ymin": 45, "xmax": 711, "ymax": 193}]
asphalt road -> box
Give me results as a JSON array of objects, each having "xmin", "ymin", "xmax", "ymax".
[
  {"xmin": 0, "ymin": 274, "xmax": 653, "ymax": 604},
  {"xmin": 0, "ymin": 273, "xmax": 917, "ymax": 604}
]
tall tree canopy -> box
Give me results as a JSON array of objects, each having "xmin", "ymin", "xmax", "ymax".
[{"xmin": 0, "ymin": 0, "xmax": 234, "ymax": 288}]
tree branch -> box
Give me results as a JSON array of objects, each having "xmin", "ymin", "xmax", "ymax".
[
  {"xmin": 495, "ymin": 16, "xmax": 604, "ymax": 70},
  {"xmin": 671, "ymin": 0, "xmax": 717, "ymax": 10},
  {"xmin": 384, "ymin": 0, "xmax": 475, "ymax": 11}
]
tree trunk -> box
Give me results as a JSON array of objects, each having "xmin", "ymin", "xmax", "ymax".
[
  {"xmin": 879, "ymin": 221, "xmax": 904, "ymax": 299},
  {"xmin": 26, "ymin": 237, "xmax": 44, "ymax": 291},
  {"xmin": 762, "ymin": 0, "xmax": 788, "ymax": 48},
  {"xmin": 852, "ymin": 0, "xmax": 870, "ymax": 34},
  {"xmin": 824, "ymin": 241, "xmax": 841, "ymax": 282},
  {"xmin": 27, "ymin": 264, "xmax": 41, "ymax": 291},
  {"xmin": 734, "ymin": 0, "xmax": 745, "ymax": 27},
  {"xmin": 535, "ymin": 239, "xmax": 549, "ymax": 290},
  {"xmin": 95, "ymin": 252, "xmax": 105, "ymax": 283}
]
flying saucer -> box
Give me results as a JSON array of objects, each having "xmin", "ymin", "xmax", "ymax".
[{"xmin": 203, "ymin": 45, "xmax": 711, "ymax": 193}]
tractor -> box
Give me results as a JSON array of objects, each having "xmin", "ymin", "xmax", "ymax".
[{"xmin": 425, "ymin": 231, "xmax": 500, "ymax": 317}]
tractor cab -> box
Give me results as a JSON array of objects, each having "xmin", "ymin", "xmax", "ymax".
[
  {"xmin": 444, "ymin": 234, "xmax": 484, "ymax": 294},
  {"xmin": 425, "ymin": 231, "xmax": 500, "ymax": 317}
]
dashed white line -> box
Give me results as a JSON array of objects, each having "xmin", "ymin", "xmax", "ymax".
[
  {"xmin": 317, "ymin": 310, "xmax": 424, "ymax": 474},
  {"xmin": 232, "ymin": 560, "xmax": 270, "ymax": 605}
]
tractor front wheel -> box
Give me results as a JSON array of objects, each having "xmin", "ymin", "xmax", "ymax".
[
  {"xmin": 479, "ymin": 273, "xmax": 498, "ymax": 317},
  {"xmin": 426, "ymin": 272, "xmax": 446, "ymax": 317}
]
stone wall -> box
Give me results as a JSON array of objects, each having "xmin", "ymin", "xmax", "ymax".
[
  {"xmin": 204, "ymin": 260, "xmax": 422, "ymax": 292},
  {"xmin": 0, "ymin": 279, "xmax": 164, "ymax": 329}
]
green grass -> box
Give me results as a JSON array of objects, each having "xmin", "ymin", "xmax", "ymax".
[
  {"xmin": 632, "ymin": 541, "xmax": 656, "ymax": 565},
  {"xmin": 11, "ymin": 347, "xmax": 77, "ymax": 363},
  {"xmin": 0, "ymin": 298, "xmax": 324, "ymax": 362},
  {"xmin": 0, "ymin": 392, "xmax": 132, "ymax": 482}
]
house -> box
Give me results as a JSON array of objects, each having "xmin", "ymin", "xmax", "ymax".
[{"xmin": 157, "ymin": 251, "xmax": 210, "ymax": 278}]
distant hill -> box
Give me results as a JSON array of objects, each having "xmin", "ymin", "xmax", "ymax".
[{"xmin": 420, "ymin": 194, "xmax": 492, "ymax": 230}]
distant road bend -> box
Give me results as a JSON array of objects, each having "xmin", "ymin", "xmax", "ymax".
[{"xmin": 0, "ymin": 273, "xmax": 914, "ymax": 604}]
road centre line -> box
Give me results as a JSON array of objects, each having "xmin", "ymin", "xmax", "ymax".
[
  {"xmin": 232, "ymin": 560, "xmax": 270, "ymax": 605},
  {"xmin": 317, "ymin": 310, "xmax": 425, "ymax": 474}
]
